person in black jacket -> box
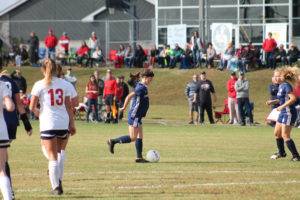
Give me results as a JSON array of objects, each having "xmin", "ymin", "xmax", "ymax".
[
  {"xmin": 272, "ymin": 44, "xmax": 287, "ymax": 69},
  {"xmin": 15, "ymin": 45, "xmax": 29, "ymax": 66},
  {"xmin": 119, "ymin": 75, "xmax": 129, "ymax": 120},
  {"xmin": 10, "ymin": 70, "xmax": 27, "ymax": 93},
  {"xmin": 287, "ymin": 43, "xmax": 299, "ymax": 66},
  {"xmin": 239, "ymin": 45, "xmax": 253, "ymax": 73},
  {"xmin": 133, "ymin": 44, "xmax": 145, "ymax": 68},
  {"xmin": 267, "ymin": 76, "xmax": 280, "ymax": 127},
  {"xmin": 0, "ymin": 38, "xmax": 3, "ymax": 56},
  {"xmin": 28, "ymin": 31, "xmax": 39, "ymax": 65}
]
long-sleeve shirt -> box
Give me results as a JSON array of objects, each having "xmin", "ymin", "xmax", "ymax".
[
  {"xmin": 44, "ymin": 35, "xmax": 58, "ymax": 48},
  {"xmin": 235, "ymin": 78, "xmax": 250, "ymax": 98},
  {"xmin": 227, "ymin": 77, "xmax": 238, "ymax": 98},
  {"xmin": 116, "ymin": 85, "xmax": 124, "ymax": 101},
  {"xmin": 262, "ymin": 38, "xmax": 277, "ymax": 52},
  {"xmin": 171, "ymin": 48, "xmax": 183, "ymax": 57},
  {"xmin": 89, "ymin": 37, "xmax": 100, "ymax": 50},
  {"xmin": 59, "ymin": 36, "xmax": 70, "ymax": 51},
  {"xmin": 287, "ymin": 47, "xmax": 299, "ymax": 59},
  {"xmin": 77, "ymin": 46, "xmax": 89, "ymax": 56},
  {"xmin": 103, "ymin": 78, "xmax": 117, "ymax": 98},
  {"xmin": 207, "ymin": 48, "xmax": 216, "ymax": 60}
]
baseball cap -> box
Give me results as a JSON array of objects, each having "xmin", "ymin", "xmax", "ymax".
[
  {"xmin": 231, "ymin": 71, "xmax": 236, "ymax": 76},
  {"xmin": 119, "ymin": 75, "xmax": 125, "ymax": 79},
  {"xmin": 239, "ymin": 71, "xmax": 245, "ymax": 76},
  {"xmin": 200, "ymin": 71, "xmax": 206, "ymax": 75}
]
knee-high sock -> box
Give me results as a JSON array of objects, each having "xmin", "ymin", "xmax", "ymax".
[
  {"xmin": 58, "ymin": 150, "xmax": 66, "ymax": 181},
  {"xmin": 4, "ymin": 163, "xmax": 11, "ymax": 188},
  {"xmin": 113, "ymin": 135, "xmax": 131, "ymax": 144},
  {"xmin": 286, "ymin": 139, "xmax": 299, "ymax": 157},
  {"xmin": 42, "ymin": 145, "xmax": 49, "ymax": 160},
  {"xmin": 135, "ymin": 139, "xmax": 143, "ymax": 158},
  {"xmin": 48, "ymin": 161, "xmax": 60, "ymax": 189},
  {"xmin": 0, "ymin": 176, "xmax": 12, "ymax": 200},
  {"xmin": 276, "ymin": 138, "xmax": 285, "ymax": 155}
]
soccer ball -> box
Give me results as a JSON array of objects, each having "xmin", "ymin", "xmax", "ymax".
[{"xmin": 146, "ymin": 150, "xmax": 160, "ymax": 162}]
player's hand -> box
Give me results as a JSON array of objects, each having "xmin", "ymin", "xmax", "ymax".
[
  {"xmin": 27, "ymin": 130, "xmax": 32, "ymax": 136},
  {"xmin": 192, "ymin": 99, "xmax": 196, "ymax": 103},
  {"xmin": 266, "ymin": 100, "xmax": 272, "ymax": 106},
  {"xmin": 276, "ymin": 106, "xmax": 283, "ymax": 111},
  {"xmin": 34, "ymin": 109, "xmax": 40, "ymax": 118},
  {"xmin": 119, "ymin": 107, "xmax": 126, "ymax": 112},
  {"xmin": 69, "ymin": 125, "xmax": 76, "ymax": 136},
  {"xmin": 113, "ymin": 96, "xmax": 117, "ymax": 101}
]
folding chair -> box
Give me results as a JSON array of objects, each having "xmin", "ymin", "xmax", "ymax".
[{"xmin": 213, "ymin": 99, "xmax": 230, "ymax": 124}]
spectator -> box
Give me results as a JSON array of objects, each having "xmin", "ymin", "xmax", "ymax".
[
  {"xmin": 103, "ymin": 69, "xmax": 117, "ymax": 123},
  {"xmin": 133, "ymin": 44, "xmax": 145, "ymax": 68},
  {"xmin": 89, "ymin": 32, "xmax": 100, "ymax": 55},
  {"xmin": 119, "ymin": 75, "xmax": 129, "ymax": 120},
  {"xmin": 206, "ymin": 42, "xmax": 216, "ymax": 69},
  {"xmin": 287, "ymin": 43, "xmax": 299, "ymax": 66},
  {"xmin": 114, "ymin": 44, "xmax": 125, "ymax": 68},
  {"xmin": 64, "ymin": 67, "xmax": 77, "ymax": 88},
  {"xmin": 235, "ymin": 71, "xmax": 253, "ymax": 126},
  {"xmin": 180, "ymin": 43, "xmax": 193, "ymax": 69},
  {"xmin": 170, "ymin": 43, "xmax": 183, "ymax": 69},
  {"xmin": 58, "ymin": 32, "xmax": 70, "ymax": 65},
  {"xmin": 219, "ymin": 41, "xmax": 235, "ymax": 70},
  {"xmin": 124, "ymin": 45, "xmax": 134, "ymax": 68},
  {"xmin": 5, "ymin": 46, "xmax": 16, "ymax": 66},
  {"xmin": 271, "ymin": 44, "xmax": 287, "ymax": 68},
  {"xmin": 44, "ymin": 29, "xmax": 58, "ymax": 58},
  {"xmin": 262, "ymin": 32, "xmax": 277, "ymax": 69},
  {"xmin": 185, "ymin": 74, "xmax": 199, "ymax": 124},
  {"xmin": 15, "ymin": 45, "xmax": 29, "ymax": 66},
  {"xmin": 0, "ymin": 38, "xmax": 2, "ymax": 56},
  {"xmin": 190, "ymin": 31, "xmax": 203, "ymax": 68},
  {"xmin": 227, "ymin": 71, "xmax": 239, "ymax": 124},
  {"xmin": 149, "ymin": 45, "xmax": 159, "ymax": 68},
  {"xmin": 85, "ymin": 74, "xmax": 99, "ymax": 123},
  {"xmin": 165, "ymin": 45, "xmax": 172, "ymax": 67},
  {"xmin": 28, "ymin": 31, "xmax": 39, "ymax": 66},
  {"xmin": 293, "ymin": 74, "xmax": 300, "ymax": 127},
  {"xmin": 239, "ymin": 45, "xmax": 253, "ymax": 73},
  {"xmin": 90, "ymin": 46, "xmax": 104, "ymax": 68},
  {"xmin": 77, "ymin": 40, "xmax": 90, "ymax": 68},
  {"xmin": 127, "ymin": 72, "xmax": 140, "ymax": 91},
  {"xmin": 267, "ymin": 76, "xmax": 280, "ymax": 127},
  {"xmin": 94, "ymin": 70, "xmax": 104, "ymax": 116},
  {"xmin": 114, "ymin": 76, "xmax": 124, "ymax": 123},
  {"xmin": 10, "ymin": 70, "xmax": 27, "ymax": 93},
  {"xmin": 193, "ymin": 71, "xmax": 216, "ymax": 124},
  {"xmin": 158, "ymin": 44, "xmax": 167, "ymax": 68},
  {"xmin": 20, "ymin": 90, "xmax": 30, "ymax": 114}
]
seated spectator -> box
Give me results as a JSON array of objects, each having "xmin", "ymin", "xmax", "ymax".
[
  {"xmin": 179, "ymin": 43, "xmax": 193, "ymax": 69},
  {"xmin": 238, "ymin": 45, "xmax": 253, "ymax": 73},
  {"xmin": 56, "ymin": 46, "xmax": 68, "ymax": 65},
  {"xmin": 15, "ymin": 44, "xmax": 29, "ymax": 66},
  {"xmin": 158, "ymin": 44, "xmax": 167, "ymax": 68},
  {"xmin": 114, "ymin": 44, "xmax": 125, "ymax": 68},
  {"xmin": 5, "ymin": 46, "xmax": 17, "ymax": 66},
  {"xmin": 219, "ymin": 41, "xmax": 235, "ymax": 70},
  {"xmin": 149, "ymin": 45, "xmax": 159, "ymax": 68},
  {"xmin": 77, "ymin": 40, "xmax": 90, "ymax": 67},
  {"xmin": 272, "ymin": 44, "xmax": 287, "ymax": 69},
  {"xmin": 234, "ymin": 45, "xmax": 244, "ymax": 70},
  {"xmin": 133, "ymin": 44, "xmax": 145, "ymax": 68},
  {"xmin": 90, "ymin": 46, "xmax": 104, "ymax": 68},
  {"xmin": 124, "ymin": 45, "xmax": 133, "ymax": 68},
  {"xmin": 170, "ymin": 43, "xmax": 183, "ymax": 69},
  {"xmin": 206, "ymin": 42, "xmax": 215, "ymax": 69},
  {"xmin": 165, "ymin": 45, "xmax": 172, "ymax": 67},
  {"xmin": 287, "ymin": 43, "xmax": 299, "ymax": 66}
]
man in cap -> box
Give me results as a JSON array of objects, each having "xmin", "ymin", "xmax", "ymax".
[
  {"xmin": 44, "ymin": 29, "xmax": 58, "ymax": 58},
  {"xmin": 64, "ymin": 67, "xmax": 77, "ymax": 88},
  {"xmin": 227, "ymin": 71, "xmax": 239, "ymax": 124}
]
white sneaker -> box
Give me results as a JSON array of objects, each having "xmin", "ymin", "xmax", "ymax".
[{"xmin": 270, "ymin": 152, "xmax": 287, "ymax": 160}]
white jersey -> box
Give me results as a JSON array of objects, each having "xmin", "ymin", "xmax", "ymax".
[
  {"xmin": 0, "ymin": 81, "xmax": 10, "ymax": 140},
  {"xmin": 31, "ymin": 77, "xmax": 71, "ymax": 131}
]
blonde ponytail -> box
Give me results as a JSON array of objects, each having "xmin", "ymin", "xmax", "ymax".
[
  {"xmin": 42, "ymin": 59, "xmax": 57, "ymax": 86},
  {"xmin": 276, "ymin": 66, "xmax": 299, "ymax": 87}
]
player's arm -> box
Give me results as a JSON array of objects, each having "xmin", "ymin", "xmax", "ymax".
[
  {"xmin": 71, "ymin": 96, "xmax": 79, "ymax": 108},
  {"xmin": 29, "ymin": 95, "xmax": 40, "ymax": 117},
  {"xmin": 65, "ymin": 96, "xmax": 76, "ymax": 136},
  {"xmin": 277, "ymin": 92, "xmax": 296, "ymax": 111},
  {"xmin": 15, "ymin": 93, "xmax": 32, "ymax": 135},
  {"xmin": 3, "ymin": 96, "xmax": 15, "ymax": 112},
  {"xmin": 266, "ymin": 99, "xmax": 280, "ymax": 106},
  {"xmin": 119, "ymin": 92, "xmax": 136, "ymax": 112}
]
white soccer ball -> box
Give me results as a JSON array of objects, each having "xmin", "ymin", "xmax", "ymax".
[{"xmin": 146, "ymin": 150, "xmax": 160, "ymax": 162}]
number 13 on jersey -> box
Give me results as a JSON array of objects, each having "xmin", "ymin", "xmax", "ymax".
[{"xmin": 48, "ymin": 89, "xmax": 64, "ymax": 106}]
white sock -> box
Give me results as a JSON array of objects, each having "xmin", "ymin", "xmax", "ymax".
[
  {"xmin": 42, "ymin": 146, "xmax": 49, "ymax": 160},
  {"xmin": 48, "ymin": 161, "xmax": 60, "ymax": 190},
  {"xmin": 57, "ymin": 153, "xmax": 62, "ymax": 181},
  {"xmin": 59, "ymin": 150, "xmax": 66, "ymax": 181},
  {"xmin": 0, "ymin": 176, "xmax": 12, "ymax": 200}
]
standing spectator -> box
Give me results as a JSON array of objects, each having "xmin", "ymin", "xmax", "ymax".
[
  {"xmin": 219, "ymin": 41, "xmax": 235, "ymax": 70},
  {"xmin": 10, "ymin": 70, "xmax": 27, "ymax": 93},
  {"xmin": 64, "ymin": 67, "xmax": 77, "ymax": 88},
  {"xmin": 28, "ymin": 31, "xmax": 39, "ymax": 66},
  {"xmin": 114, "ymin": 44, "xmax": 125, "ymax": 68},
  {"xmin": 170, "ymin": 43, "xmax": 183, "ymax": 69},
  {"xmin": 77, "ymin": 41, "xmax": 90, "ymax": 68},
  {"xmin": 124, "ymin": 45, "xmax": 134, "ymax": 68},
  {"xmin": 119, "ymin": 75, "xmax": 129, "ymax": 120},
  {"xmin": 235, "ymin": 71, "xmax": 253, "ymax": 126},
  {"xmin": 272, "ymin": 44, "xmax": 287, "ymax": 68},
  {"xmin": 193, "ymin": 71, "xmax": 216, "ymax": 124},
  {"xmin": 15, "ymin": 45, "xmax": 29, "ymax": 66},
  {"xmin": 293, "ymin": 74, "xmax": 300, "ymax": 127},
  {"xmin": 262, "ymin": 32, "xmax": 277, "ymax": 69},
  {"xmin": 44, "ymin": 29, "xmax": 58, "ymax": 59},
  {"xmin": 227, "ymin": 71, "xmax": 239, "ymax": 124},
  {"xmin": 94, "ymin": 70, "xmax": 104, "ymax": 117},
  {"xmin": 149, "ymin": 45, "xmax": 159, "ymax": 68},
  {"xmin": 206, "ymin": 42, "xmax": 216, "ymax": 69},
  {"xmin": 90, "ymin": 46, "xmax": 104, "ymax": 68},
  {"xmin": 179, "ymin": 43, "xmax": 193, "ymax": 69},
  {"xmin": 133, "ymin": 44, "xmax": 145, "ymax": 68},
  {"xmin": 185, "ymin": 74, "xmax": 199, "ymax": 124},
  {"xmin": 0, "ymin": 38, "xmax": 2, "ymax": 56},
  {"xmin": 89, "ymin": 32, "xmax": 100, "ymax": 55},
  {"xmin": 59, "ymin": 32, "xmax": 70, "ymax": 65},
  {"xmin": 103, "ymin": 69, "xmax": 117, "ymax": 123},
  {"xmin": 239, "ymin": 45, "xmax": 253, "ymax": 73},
  {"xmin": 190, "ymin": 31, "xmax": 203, "ymax": 68},
  {"xmin": 267, "ymin": 76, "xmax": 280, "ymax": 127},
  {"xmin": 86, "ymin": 75, "xmax": 99, "ymax": 123},
  {"xmin": 287, "ymin": 43, "xmax": 299, "ymax": 66},
  {"xmin": 114, "ymin": 77, "xmax": 124, "ymax": 123}
]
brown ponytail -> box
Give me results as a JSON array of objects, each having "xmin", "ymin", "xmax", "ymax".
[{"xmin": 42, "ymin": 59, "xmax": 57, "ymax": 86}]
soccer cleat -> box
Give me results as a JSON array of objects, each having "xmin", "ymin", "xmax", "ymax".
[
  {"xmin": 270, "ymin": 152, "xmax": 287, "ymax": 160},
  {"xmin": 50, "ymin": 187, "xmax": 63, "ymax": 195},
  {"xmin": 59, "ymin": 179, "xmax": 63, "ymax": 194},
  {"xmin": 135, "ymin": 158, "xmax": 149, "ymax": 163},
  {"xmin": 291, "ymin": 155, "xmax": 300, "ymax": 162},
  {"xmin": 107, "ymin": 139, "xmax": 115, "ymax": 154},
  {"xmin": 188, "ymin": 120, "xmax": 193, "ymax": 124}
]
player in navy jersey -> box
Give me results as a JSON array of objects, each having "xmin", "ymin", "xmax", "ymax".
[
  {"xmin": 267, "ymin": 67, "xmax": 300, "ymax": 161},
  {"xmin": 0, "ymin": 57, "xmax": 32, "ymax": 199},
  {"xmin": 107, "ymin": 69, "xmax": 154, "ymax": 163}
]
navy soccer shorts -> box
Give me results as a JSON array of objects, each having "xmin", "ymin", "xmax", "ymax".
[
  {"xmin": 0, "ymin": 140, "xmax": 10, "ymax": 148},
  {"xmin": 128, "ymin": 117, "xmax": 142, "ymax": 128},
  {"xmin": 277, "ymin": 112, "xmax": 297, "ymax": 126},
  {"xmin": 40, "ymin": 130, "xmax": 68, "ymax": 140}
]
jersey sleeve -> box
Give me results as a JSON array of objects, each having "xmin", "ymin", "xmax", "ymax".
[
  {"xmin": 31, "ymin": 81, "xmax": 41, "ymax": 97},
  {"xmin": 134, "ymin": 85, "xmax": 144, "ymax": 96},
  {"xmin": 1, "ymin": 82, "xmax": 10, "ymax": 98},
  {"xmin": 69, "ymin": 83, "xmax": 78, "ymax": 98},
  {"xmin": 285, "ymin": 83, "xmax": 293, "ymax": 94},
  {"xmin": 11, "ymin": 80, "xmax": 19, "ymax": 94}
]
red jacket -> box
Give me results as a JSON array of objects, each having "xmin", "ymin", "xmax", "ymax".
[
  {"xmin": 59, "ymin": 36, "xmax": 70, "ymax": 51},
  {"xmin": 116, "ymin": 85, "xmax": 124, "ymax": 101},
  {"xmin": 262, "ymin": 38, "xmax": 277, "ymax": 52},
  {"xmin": 103, "ymin": 78, "xmax": 117, "ymax": 98},
  {"xmin": 44, "ymin": 35, "xmax": 58, "ymax": 48},
  {"xmin": 227, "ymin": 77, "xmax": 238, "ymax": 98},
  {"xmin": 77, "ymin": 46, "xmax": 89, "ymax": 56}
]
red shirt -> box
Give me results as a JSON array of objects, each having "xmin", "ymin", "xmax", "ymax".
[
  {"xmin": 21, "ymin": 98, "xmax": 30, "ymax": 107},
  {"xmin": 227, "ymin": 77, "xmax": 238, "ymax": 98},
  {"xmin": 116, "ymin": 85, "xmax": 124, "ymax": 101},
  {"xmin": 293, "ymin": 84, "xmax": 300, "ymax": 97},
  {"xmin": 86, "ymin": 82, "xmax": 98, "ymax": 99},
  {"xmin": 103, "ymin": 78, "xmax": 117, "ymax": 98},
  {"xmin": 262, "ymin": 38, "xmax": 277, "ymax": 52},
  {"xmin": 78, "ymin": 46, "xmax": 89, "ymax": 56},
  {"xmin": 44, "ymin": 35, "xmax": 58, "ymax": 48},
  {"xmin": 59, "ymin": 36, "xmax": 70, "ymax": 51}
]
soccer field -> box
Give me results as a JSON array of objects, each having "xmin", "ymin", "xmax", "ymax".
[{"xmin": 7, "ymin": 121, "xmax": 300, "ymax": 200}]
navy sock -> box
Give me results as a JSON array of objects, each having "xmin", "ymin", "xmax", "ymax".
[
  {"xmin": 286, "ymin": 139, "xmax": 299, "ymax": 157},
  {"xmin": 135, "ymin": 139, "xmax": 143, "ymax": 158},
  {"xmin": 276, "ymin": 138, "xmax": 285, "ymax": 155},
  {"xmin": 113, "ymin": 135, "xmax": 131, "ymax": 144},
  {"xmin": 5, "ymin": 162, "xmax": 12, "ymax": 187}
]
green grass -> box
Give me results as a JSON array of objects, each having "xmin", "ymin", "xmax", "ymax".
[{"xmin": 8, "ymin": 121, "xmax": 300, "ymax": 200}]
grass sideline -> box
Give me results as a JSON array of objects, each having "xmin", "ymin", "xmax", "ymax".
[{"xmin": 8, "ymin": 121, "xmax": 300, "ymax": 200}]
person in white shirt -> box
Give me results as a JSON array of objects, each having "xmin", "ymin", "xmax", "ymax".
[
  {"xmin": 90, "ymin": 46, "xmax": 104, "ymax": 68},
  {"xmin": 0, "ymin": 80, "xmax": 15, "ymax": 200},
  {"xmin": 30, "ymin": 59, "xmax": 76, "ymax": 195},
  {"xmin": 88, "ymin": 32, "xmax": 100, "ymax": 55}
]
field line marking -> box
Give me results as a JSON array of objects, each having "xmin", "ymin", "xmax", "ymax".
[{"xmin": 117, "ymin": 185, "xmax": 162, "ymax": 189}]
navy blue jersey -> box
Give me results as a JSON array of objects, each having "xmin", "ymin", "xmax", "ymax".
[
  {"xmin": 0, "ymin": 75, "xmax": 20, "ymax": 126},
  {"xmin": 128, "ymin": 82, "xmax": 149, "ymax": 118},
  {"xmin": 277, "ymin": 82, "xmax": 296, "ymax": 115}
]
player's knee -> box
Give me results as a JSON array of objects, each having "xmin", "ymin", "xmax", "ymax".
[{"xmin": 130, "ymin": 136, "xmax": 137, "ymax": 141}]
